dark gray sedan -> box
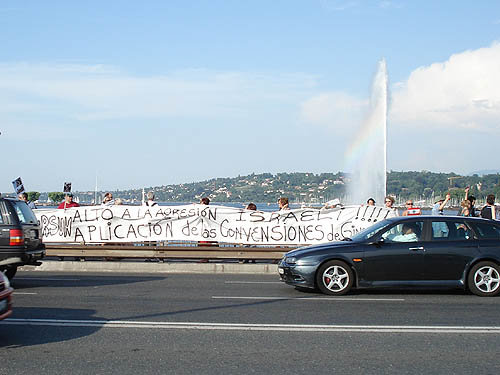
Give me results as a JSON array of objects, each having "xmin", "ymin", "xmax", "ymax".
[{"xmin": 278, "ymin": 216, "xmax": 500, "ymax": 297}]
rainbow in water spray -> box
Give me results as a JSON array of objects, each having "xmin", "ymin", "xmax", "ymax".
[{"xmin": 345, "ymin": 59, "xmax": 388, "ymax": 205}]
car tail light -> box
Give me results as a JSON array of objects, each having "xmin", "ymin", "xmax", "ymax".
[{"xmin": 9, "ymin": 229, "xmax": 24, "ymax": 246}]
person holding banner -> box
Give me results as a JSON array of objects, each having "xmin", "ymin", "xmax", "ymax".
[
  {"xmin": 240, "ymin": 203, "xmax": 258, "ymax": 263},
  {"xmin": 323, "ymin": 198, "xmax": 341, "ymax": 209},
  {"xmin": 102, "ymin": 192, "xmax": 114, "ymax": 206},
  {"xmin": 57, "ymin": 193, "xmax": 80, "ymax": 209},
  {"xmin": 384, "ymin": 196, "xmax": 398, "ymax": 216},
  {"xmin": 143, "ymin": 191, "xmax": 158, "ymax": 207},
  {"xmin": 198, "ymin": 197, "xmax": 217, "ymax": 263},
  {"xmin": 245, "ymin": 202, "xmax": 257, "ymax": 211},
  {"xmin": 278, "ymin": 197, "xmax": 289, "ymax": 210}
]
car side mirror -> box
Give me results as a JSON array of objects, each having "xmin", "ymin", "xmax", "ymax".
[{"xmin": 373, "ymin": 238, "xmax": 385, "ymax": 247}]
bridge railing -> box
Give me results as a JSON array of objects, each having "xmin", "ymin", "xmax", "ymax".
[{"xmin": 44, "ymin": 241, "xmax": 297, "ymax": 261}]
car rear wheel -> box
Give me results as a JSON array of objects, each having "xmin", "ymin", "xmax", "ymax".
[
  {"xmin": 316, "ymin": 260, "xmax": 353, "ymax": 296},
  {"xmin": 468, "ymin": 261, "xmax": 500, "ymax": 297}
]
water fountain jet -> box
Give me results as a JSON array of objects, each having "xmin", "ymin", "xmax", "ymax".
[{"xmin": 345, "ymin": 60, "xmax": 388, "ymax": 205}]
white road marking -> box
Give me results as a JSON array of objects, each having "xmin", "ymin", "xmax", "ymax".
[
  {"xmin": 15, "ymin": 278, "xmax": 81, "ymax": 281},
  {"xmin": 13, "ymin": 292, "xmax": 38, "ymax": 295},
  {"xmin": 212, "ymin": 296, "xmax": 405, "ymax": 301},
  {"xmin": 2, "ymin": 318, "xmax": 499, "ymax": 333},
  {"xmin": 225, "ymin": 281, "xmax": 282, "ymax": 284}
]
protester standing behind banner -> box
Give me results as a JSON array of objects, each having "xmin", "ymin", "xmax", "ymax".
[
  {"xmin": 278, "ymin": 197, "xmax": 289, "ymax": 210},
  {"xmin": 245, "ymin": 203, "xmax": 257, "ymax": 211},
  {"xmin": 102, "ymin": 192, "xmax": 114, "ymax": 206},
  {"xmin": 402, "ymin": 200, "xmax": 421, "ymax": 216},
  {"xmin": 458, "ymin": 200, "xmax": 472, "ymax": 217},
  {"xmin": 143, "ymin": 191, "xmax": 158, "ymax": 207},
  {"xmin": 384, "ymin": 196, "xmax": 398, "ymax": 216},
  {"xmin": 57, "ymin": 193, "xmax": 80, "ymax": 209},
  {"xmin": 198, "ymin": 197, "xmax": 217, "ymax": 263},
  {"xmin": 481, "ymin": 194, "xmax": 497, "ymax": 220},
  {"xmin": 143, "ymin": 191, "xmax": 159, "ymax": 259},
  {"xmin": 240, "ymin": 203, "xmax": 258, "ymax": 263},
  {"xmin": 432, "ymin": 194, "xmax": 451, "ymax": 215},
  {"xmin": 465, "ymin": 187, "xmax": 478, "ymax": 217},
  {"xmin": 18, "ymin": 192, "xmax": 36, "ymax": 209}
]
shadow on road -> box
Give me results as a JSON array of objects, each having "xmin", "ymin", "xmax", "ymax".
[
  {"xmin": 0, "ymin": 307, "xmax": 102, "ymax": 348},
  {"xmin": 10, "ymin": 275, "xmax": 166, "ymax": 290},
  {"xmin": 290, "ymin": 285, "xmax": 471, "ymax": 296},
  {"xmin": 341, "ymin": 287, "xmax": 470, "ymax": 296}
]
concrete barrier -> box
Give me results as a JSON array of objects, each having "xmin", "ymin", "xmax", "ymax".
[{"xmin": 19, "ymin": 260, "xmax": 280, "ymax": 275}]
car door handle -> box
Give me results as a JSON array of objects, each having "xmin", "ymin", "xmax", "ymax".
[{"xmin": 409, "ymin": 246, "xmax": 424, "ymax": 251}]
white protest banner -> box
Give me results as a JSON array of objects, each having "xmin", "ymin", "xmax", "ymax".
[{"xmin": 34, "ymin": 204, "xmax": 396, "ymax": 245}]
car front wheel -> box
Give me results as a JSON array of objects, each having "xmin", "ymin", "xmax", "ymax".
[
  {"xmin": 316, "ymin": 260, "xmax": 354, "ymax": 296},
  {"xmin": 468, "ymin": 261, "xmax": 500, "ymax": 297}
]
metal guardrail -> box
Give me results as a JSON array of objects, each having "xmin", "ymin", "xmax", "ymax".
[{"xmin": 45, "ymin": 243, "xmax": 296, "ymax": 260}]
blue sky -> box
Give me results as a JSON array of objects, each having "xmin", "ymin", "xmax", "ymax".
[{"xmin": 1, "ymin": 1, "xmax": 499, "ymax": 192}]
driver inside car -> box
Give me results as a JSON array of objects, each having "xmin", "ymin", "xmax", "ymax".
[{"xmin": 385, "ymin": 223, "xmax": 419, "ymax": 242}]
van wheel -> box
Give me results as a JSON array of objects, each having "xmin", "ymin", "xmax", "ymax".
[{"xmin": 4, "ymin": 266, "xmax": 17, "ymax": 281}]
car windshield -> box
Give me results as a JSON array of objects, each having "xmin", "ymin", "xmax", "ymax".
[
  {"xmin": 350, "ymin": 220, "xmax": 392, "ymax": 242},
  {"xmin": 11, "ymin": 200, "xmax": 38, "ymax": 224}
]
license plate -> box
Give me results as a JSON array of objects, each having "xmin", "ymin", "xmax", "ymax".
[{"xmin": 278, "ymin": 268, "xmax": 284, "ymax": 274}]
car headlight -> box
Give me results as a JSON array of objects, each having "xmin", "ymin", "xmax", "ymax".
[{"xmin": 285, "ymin": 256, "xmax": 297, "ymax": 264}]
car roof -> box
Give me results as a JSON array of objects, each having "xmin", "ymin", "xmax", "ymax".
[
  {"xmin": 0, "ymin": 197, "xmax": 20, "ymax": 202},
  {"xmin": 385, "ymin": 215, "xmax": 496, "ymax": 224}
]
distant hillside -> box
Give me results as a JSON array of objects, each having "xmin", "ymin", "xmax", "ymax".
[
  {"xmin": 38, "ymin": 170, "xmax": 500, "ymax": 205},
  {"xmin": 468, "ymin": 169, "xmax": 500, "ymax": 176}
]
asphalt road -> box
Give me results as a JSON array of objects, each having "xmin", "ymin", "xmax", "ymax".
[{"xmin": 1, "ymin": 271, "xmax": 500, "ymax": 374}]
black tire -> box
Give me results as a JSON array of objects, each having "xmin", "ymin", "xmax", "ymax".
[
  {"xmin": 4, "ymin": 266, "xmax": 17, "ymax": 281},
  {"xmin": 468, "ymin": 261, "xmax": 500, "ymax": 297},
  {"xmin": 316, "ymin": 260, "xmax": 354, "ymax": 296}
]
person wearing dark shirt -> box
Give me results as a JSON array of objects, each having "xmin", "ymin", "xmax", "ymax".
[
  {"xmin": 480, "ymin": 194, "xmax": 496, "ymax": 220},
  {"xmin": 465, "ymin": 187, "xmax": 478, "ymax": 217}
]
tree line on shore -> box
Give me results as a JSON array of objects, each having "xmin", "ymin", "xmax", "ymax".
[{"xmin": 12, "ymin": 170, "xmax": 500, "ymax": 205}]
